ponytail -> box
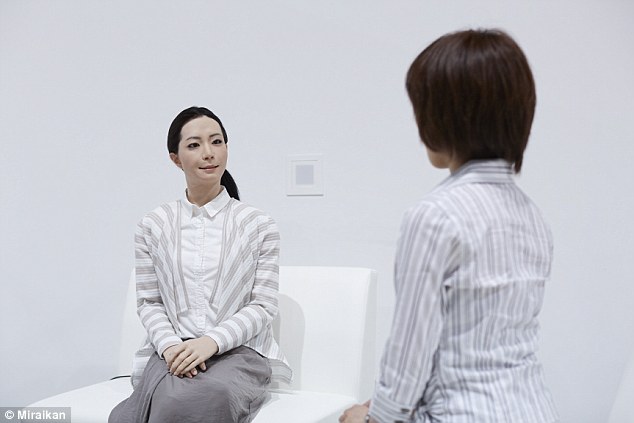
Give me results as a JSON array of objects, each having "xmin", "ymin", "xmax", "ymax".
[{"xmin": 221, "ymin": 170, "xmax": 240, "ymax": 200}]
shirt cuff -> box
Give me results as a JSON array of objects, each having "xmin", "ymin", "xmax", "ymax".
[
  {"xmin": 156, "ymin": 336, "xmax": 182, "ymax": 359},
  {"xmin": 370, "ymin": 389, "xmax": 415, "ymax": 423},
  {"xmin": 204, "ymin": 328, "xmax": 230, "ymax": 354}
]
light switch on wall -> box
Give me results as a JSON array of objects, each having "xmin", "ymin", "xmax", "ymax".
[{"xmin": 287, "ymin": 154, "xmax": 323, "ymax": 196}]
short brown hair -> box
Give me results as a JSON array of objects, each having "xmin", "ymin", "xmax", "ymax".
[{"xmin": 406, "ymin": 29, "xmax": 536, "ymax": 172}]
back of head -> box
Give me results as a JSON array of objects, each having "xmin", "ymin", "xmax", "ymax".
[
  {"xmin": 167, "ymin": 106, "xmax": 240, "ymax": 200},
  {"xmin": 406, "ymin": 29, "xmax": 536, "ymax": 173}
]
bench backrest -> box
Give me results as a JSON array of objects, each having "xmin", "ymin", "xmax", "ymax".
[{"xmin": 117, "ymin": 266, "xmax": 377, "ymax": 401}]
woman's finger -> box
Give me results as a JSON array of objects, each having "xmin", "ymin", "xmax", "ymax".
[
  {"xmin": 182, "ymin": 356, "xmax": 204, "ymax": 375},
  {"xmin": 170, "ymin": 351, "xmax": 189, "ymax": 374},
  {"xmin": 163, "ymin": 344, "xmax": 184, "ymax": 368},
  {"xmin": 174, "ymin": 353, "xmax": 198, "ymax": 376}
]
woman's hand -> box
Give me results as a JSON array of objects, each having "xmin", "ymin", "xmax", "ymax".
[
  {"xmin": 339, "ymin": 400, "xmax": 373, "ymax": 423},
  {"xmin": 163, "ymin": 336, "xmax": 219, "ymax": 377}
]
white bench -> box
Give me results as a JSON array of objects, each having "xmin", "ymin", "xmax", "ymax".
[{"xmin": 28, "ymin": 266, "xmax": 377, "ymax": 423}]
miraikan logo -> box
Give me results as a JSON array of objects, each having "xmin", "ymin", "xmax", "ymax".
[{"xmin": 1, "ymin": 407, "xmax": 71, "ymax": 422}]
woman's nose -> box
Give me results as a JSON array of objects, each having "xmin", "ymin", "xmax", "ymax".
[{"xmin": 201, "ymin": 144, "xmax": 213, "ymax": 159}]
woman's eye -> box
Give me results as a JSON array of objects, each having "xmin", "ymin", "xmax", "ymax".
[
  {"xmin": 187, "ymin": 143, "xmax": 199, "ymax": 149},
  {"xmin": 212, "ymin": 139, "xmax": 223, "ymax": 145}
]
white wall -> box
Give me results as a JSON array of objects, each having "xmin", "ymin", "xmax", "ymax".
[{"xmin": 1, "ymin": 1, "xmax": 633, "ymax": 421}]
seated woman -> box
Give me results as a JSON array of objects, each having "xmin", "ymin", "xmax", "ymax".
[{"xmin": 110, "ymin": 106, "xmax": 291, "ymax": 423}]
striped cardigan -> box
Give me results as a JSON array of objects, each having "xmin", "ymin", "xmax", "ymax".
[{"xmin": 131, "ymin": 198, "xmax": 292, "ymax": 387}]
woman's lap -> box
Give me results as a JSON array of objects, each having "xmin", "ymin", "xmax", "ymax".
[{"xmin": 109, "ymin": 346, "xmax": 271, "ymax": 423}]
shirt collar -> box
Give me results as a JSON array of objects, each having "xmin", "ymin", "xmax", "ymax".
[
  {"xmin": 180, "ymin": 186, "xmax": 231, "ymax": 219},
  {"xmin": 440, "ymin": 159, "xmax": 514, "ymax": 188}
]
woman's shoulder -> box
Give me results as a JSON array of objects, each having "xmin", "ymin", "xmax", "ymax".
[
  {"xmin": 226, "ymin": 199, "xmax": 278, "ymax": 232},
  {"xmin": 401, "ymin": 188, "xmax": 467, "ymax": 236},
  {"xmin": 402, "ymin": 196, "xmax": 452, "ymax": 230},
  {"xmin": 228, "ymin": 199, "xmax": 272, "ymax": 219},
  {"xmin": 138, "ymin": 200, "xmax": 180, "ymax": 226}
]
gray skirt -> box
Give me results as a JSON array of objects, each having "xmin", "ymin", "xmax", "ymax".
[{"xmin": 109, "ymin": 346, "xmax": 272, "ymax": 423}]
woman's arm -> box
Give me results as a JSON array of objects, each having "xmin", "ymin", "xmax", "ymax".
[
  {"xmin": 135, "ymin": 219, "xmax": 182, "ymax": 359},
  {"xmin": 370, "ymin": 202, "xmax": 459, "ymax": 422},
  {"xmin": 204, "ymin": 214, "xmax": 280, "ymax": 354}
]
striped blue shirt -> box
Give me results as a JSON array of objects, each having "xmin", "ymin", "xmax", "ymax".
[{"xmin": 370, "ymin": 160, "xmax": 559, "ymax": 423}]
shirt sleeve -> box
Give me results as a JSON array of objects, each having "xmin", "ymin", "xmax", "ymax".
[
  {"xmin": 205, "ymin": 214, "xmax": 280, "ymax": 354},
  {"xmin": 370, "ymin": 202, "xmax": 459, "ymax": 423},
  {"xmin": 135, "ymin": 219, "xmax": 182, "ymax": 358}
]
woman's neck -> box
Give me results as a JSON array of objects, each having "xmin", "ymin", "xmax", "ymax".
[{"xmin": 186, "ymin": 183, "xmax": 222, "ymax": 207}]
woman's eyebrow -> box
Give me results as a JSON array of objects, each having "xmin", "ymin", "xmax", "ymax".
[{"xmin": 185, "ymin": 133, "xmax": 222, "ymax": 141}]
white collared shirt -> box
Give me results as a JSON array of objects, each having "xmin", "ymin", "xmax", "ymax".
[{"xmin": 178, "ymin": 187, "xmax": 231, "ymax": 339}]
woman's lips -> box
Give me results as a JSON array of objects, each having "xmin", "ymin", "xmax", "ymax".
[{"xmin": 200, "ymin": 165, "xmax": 219, "ymax": 173}]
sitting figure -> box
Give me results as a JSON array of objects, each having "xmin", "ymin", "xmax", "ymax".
[{"xmin": 110, "ymin": 106, "xmax": 291, "ymax": 423}]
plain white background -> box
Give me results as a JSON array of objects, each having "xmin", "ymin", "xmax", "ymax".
[{"xmin": 1, "ymin": 1, "xmax": 633, "ymax": 421}]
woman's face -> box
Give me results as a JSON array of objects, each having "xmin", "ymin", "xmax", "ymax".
[{"xmin": 169, "ymin": 116, "xmax": 228, "ymax": 191}]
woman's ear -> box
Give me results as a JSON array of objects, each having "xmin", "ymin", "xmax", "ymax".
[{"xmin": 169, "ymin": 153, "xmax": 182, "ymax": 169}]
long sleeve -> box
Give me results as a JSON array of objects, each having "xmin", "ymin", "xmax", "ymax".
[
  {"xmin": 135, "ymin": 219, "xmax": 182, "ymax": 358},
  {"xmin": 205, "ymin": 215, "xmax": 280, "ymax": 354},
  {"xmin": 370, "ymin": 202, "xmax": 459, "ymax": 423}
]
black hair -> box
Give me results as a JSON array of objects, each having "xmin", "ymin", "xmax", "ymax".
[{"xmin": 167, "ymin": 106, "xmax": 240, "ymax": 200}]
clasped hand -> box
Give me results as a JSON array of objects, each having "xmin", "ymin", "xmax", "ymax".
[{"xmin": 163, "ymin": 336, "xmax": 219, "ymax": 378}]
